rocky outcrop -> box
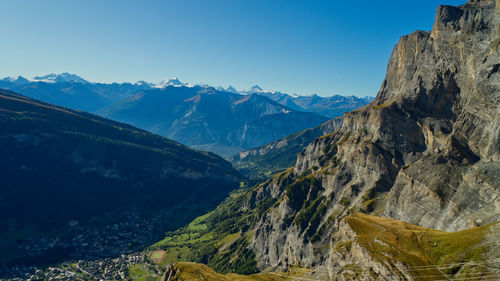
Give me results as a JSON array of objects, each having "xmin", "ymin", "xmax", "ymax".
[
  {"xmin": 161, "ymin": 264, "xmax": 179, "ymax": 281},
  {"xmin": 328, "ymin": 220, "xmax": 410, "ymax": 281},
  {"xmin": 380, "ymin": 0, "xmax": 500, "ymax": 230},
  {"xmin": 326, "ymin": 212, "xmax": 499, "ymax": 280},
  {"xmin": 242, "ymin": 0, "xmax": 499, "ymax": 272}
]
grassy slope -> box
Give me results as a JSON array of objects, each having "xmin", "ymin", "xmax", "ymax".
[
  {"xmin": 150, "ymin": 185, "xmax": 265, "ymax": 275},
  {"xmin": 341, "ymin": 212, "xmax": 499, "ymax": 280},
  {"xmin": 128, "ymin": 264, "xmax": 158, "ymax": 281},
  {"xmin": 169, "ymin": 262, "xmax": 308, "ymax": 281},
  {"xmin": 149, "ymin": 169, "xmax": 305, "ymax": 275}
]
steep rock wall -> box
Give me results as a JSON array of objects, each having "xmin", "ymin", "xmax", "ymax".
[{"xmin": 244, "ymin": 0, "xmax": 499, "ymax": 271}]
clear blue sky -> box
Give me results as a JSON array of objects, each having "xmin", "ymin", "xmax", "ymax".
[{"xmin": 0, "ymin": 0, "xmax": 467, "ymax": 97}]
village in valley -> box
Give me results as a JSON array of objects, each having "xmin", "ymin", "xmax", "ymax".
[{"xmin": 0, "ymin": 208, "xmax": 173, "ymax": 280}]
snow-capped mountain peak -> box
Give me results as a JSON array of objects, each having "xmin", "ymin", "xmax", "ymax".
[
  {"xmin": 32, "ymin": 73, "xmax": 88, "ymax": 84},
  {"xmin": 155, "ymin": 77, "xmax": 185, "ymax": 88},
  {"xmin": 0, "ymin": 76, "xmax": 31, "ymax": 85},
  {"xmin": 135, "ymin": 81, "xmax": 154, "ymax": 87},
  {"xmin": 0, "ymin": 77, "xmax": 16, "ymax": 82}
]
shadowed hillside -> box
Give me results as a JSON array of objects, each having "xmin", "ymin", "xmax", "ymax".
[{"xmin": 0, "ymin": 89, "xmax": 240, "ymax": 265}]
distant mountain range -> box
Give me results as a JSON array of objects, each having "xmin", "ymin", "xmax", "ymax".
[
  {"xmin": 0, "ymin": 74, "xmax": 372, "ymax": 156},
  {"xmin": 0, "ymin": 74, "xmax": 151, "ymax": 112},
  {"xmin": 258, "ymin": 92, "xmax": 372, "ymax": 118},
  {"xmin": 0, "ymin": 89, "xmax": 240, "ymax": 265},
  {"xmin": 238, "ymin": 86, "xmax": 372, "ymax": 118},
  {"xmin": 0, "ymin": 74, "xmax": 372, "ymax": 116}
]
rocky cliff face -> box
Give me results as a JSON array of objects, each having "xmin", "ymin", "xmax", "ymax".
[
  {"xmin": 232, "ymin": 118, "xmax": 343, "ymax": 181},
  {"xmin": 235, "ymin": 118, "xmax": 342, "ymax": 162},
  {"xmin": 381, "ymin": 0, "xmax": 500, "ymax": 230},
  {"xmin": 241, "ymin": 0, "xmax": 499, "ymax": 272},
  {"xmin": 152, "ymin": 1, "xmax": 499, "ymax": 280}
]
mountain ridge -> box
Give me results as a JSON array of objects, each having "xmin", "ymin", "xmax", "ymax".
[
  {"xmin": 97, "ymin": 86, "xmax": 329, "ymax": 157},
  {"xmin": 149, "ymin": 0, "xmax": 500, "ymax": 279},
  {"xmin": 231, "ymin": 117, "xmax": 343, "ymax": 181},
  {"xmin": 0, "ymin": 74, "xmax": 371, "ymax": 157},
  {"xmin": 0, "ymin": 74, "xmax": 372, "ymax": 118},
  {"xmin": 0, "ymin": 89, "xmax": 241, "ymax": 266}
]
